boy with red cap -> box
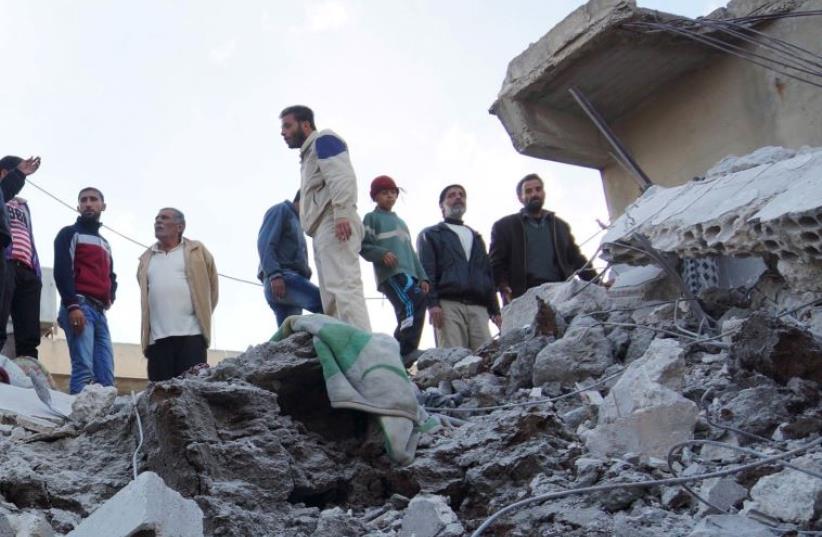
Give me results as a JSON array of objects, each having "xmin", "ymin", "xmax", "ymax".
[{"xmin": 361, "ymin": 176, "xmax": 429, "ymax": 366}]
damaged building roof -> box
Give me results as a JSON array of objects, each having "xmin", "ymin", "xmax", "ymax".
[{"xmin": 490, "ymin": 0, "xmax": 805, "ymax": 169}]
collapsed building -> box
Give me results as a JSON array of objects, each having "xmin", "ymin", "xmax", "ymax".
[{"xmin": 0, "ymin": 0, "xmax": 821, "ymax": 536}]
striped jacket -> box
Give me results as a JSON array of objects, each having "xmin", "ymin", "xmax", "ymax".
[{"xmin": 54, "ymin": 217, "xmax": 117, "ymax": 310}]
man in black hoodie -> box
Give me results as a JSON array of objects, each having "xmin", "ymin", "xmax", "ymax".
[{"xmin": 417, "ymin": 185, "xmax": 500, "ymax": 350}]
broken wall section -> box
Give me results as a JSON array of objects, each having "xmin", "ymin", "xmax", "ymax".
[{"xmin": 602, "ymin": 146, "xmax": 822, "ymax": 292}]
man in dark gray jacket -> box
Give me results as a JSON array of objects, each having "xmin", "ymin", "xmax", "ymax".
[{"xmin": 257, "ymin": 191, "xmax": 322, "ymax": 326}]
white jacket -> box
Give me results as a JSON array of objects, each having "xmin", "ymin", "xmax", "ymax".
[{"xmin": 299, "ymin": 129, "xmax": 360, "ymax": 237}]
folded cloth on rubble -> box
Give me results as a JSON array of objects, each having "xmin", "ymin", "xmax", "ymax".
[{"xmin": 272, "ymin": 314, "xmax": 440, "ymax": 465}]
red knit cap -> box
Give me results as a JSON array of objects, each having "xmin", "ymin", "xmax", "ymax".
[{"xmin": 370, "ymin": 175, "xmax": 399, "ymax": 200}]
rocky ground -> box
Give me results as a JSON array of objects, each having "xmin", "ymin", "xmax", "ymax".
[{"xmin": 0, "ymin": 278, "xmax": 820, "ymax": 536}]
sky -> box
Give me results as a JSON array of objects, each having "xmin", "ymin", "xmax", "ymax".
[{"xmin": 0, "ymin": 0, "xmax": 714, "ymax": 352}]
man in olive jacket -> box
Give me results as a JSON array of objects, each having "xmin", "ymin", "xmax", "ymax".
[
  {"xmin": 490, "ymin": 174, "xmax": 596, "ymax": 305},
  {"xmin": 137, "ymin": 208, "xmax": 218, "ymax": 381}
]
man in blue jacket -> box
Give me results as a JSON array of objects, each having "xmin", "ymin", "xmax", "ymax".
[
  {"xmin": 257, "ymin": 191, "xmax": 322, "ymax": 326},
  {"xmin": 417, "ymin": 184, "xmax": 501, "ymax": 350}
]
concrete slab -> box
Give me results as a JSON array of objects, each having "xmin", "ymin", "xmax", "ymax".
[{"xmin": 67, "ymin": 472, "xmax": 203, "ymax": 537}]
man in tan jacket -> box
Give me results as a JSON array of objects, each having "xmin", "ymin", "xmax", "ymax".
[{"xmin": 136, "ymin": 208, "xmax": 218, "ymax": 381}]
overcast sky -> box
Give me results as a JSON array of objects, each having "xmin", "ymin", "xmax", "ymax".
[{"xmin": 0, "ymin": 0, "xmax": 712, "ymax": 352}]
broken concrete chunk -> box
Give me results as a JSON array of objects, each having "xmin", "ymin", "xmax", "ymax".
[
  {"xmin": 532, "ymin": 324, "xmax": 613, "ymax": 386},
  {"xmin": 731, "ymin": 313, "xmax": 822, "ymax": 384},
  {"xmin": 697, "ymin": 478, "xmax": 747, "ymax": 514},
  {"xmin": 399, "ymin": 494, "xmax": 464, "ymax": 537},
  {"xmin": 452, "ymin": 355, "xmax": 483, "ymax": 378},
  {"xmin": 746, "ymin": 461, "xmax": 822, "ymax": 523},
  {"xmin": 415, "ymin": 348, "xmax": 471, "ymax": 371},
  {"xmin": 5, "ymin": 511, "xmax": 54, "ymax": 537},
  {"xmin": 583, "ymin": 339, "xmax": 698, "ymax": 458},
  {"xmin": 687, "ymin": 514, "xmax": 773, "ymax": 537},
  {"xmin": 67, "ymin": 471, "xmax": 204, "ymax": 537},
  {"xmin": 501, "ymin": 280, "xmax": 606, "ymax": 335},
  {"xmin": 70, "ymin": 384, "xmax": 117, "ymax": 425}
]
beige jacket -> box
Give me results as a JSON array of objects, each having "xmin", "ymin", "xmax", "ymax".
[
  {"xmin": 299, "ymin": 128, "xmax": 360, "ymax": 237},
  {"xmin": 136, "ymin": 238, "xmax": 219, "ymax": 353}
]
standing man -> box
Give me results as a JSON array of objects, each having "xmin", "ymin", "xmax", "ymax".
[
  {"xmin": 490, "ymin": 173, "xmax": 596, "ymax": 305},
  {"xmin": 137, "ymin": 208, "xmax": 218, "ymax": 381},
  {"xmin": 257, "ymin": 191, "xmax": 322, "ymax": 326},
  {"xmin": 417, "ymin": 185, "xmax": 500, "ymax": 350},
  {"xmin": 0, "ymin": 156, "xmax": 43, "ymax": 359},
  {"xmin": 279, "ymin": 105, "xmax": 371, "ymax": 331},
  {"xmin": 54, "ymin": 187, "xmax": 117, "ymax": 394}
]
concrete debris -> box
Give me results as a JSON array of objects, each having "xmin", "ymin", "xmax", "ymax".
[
  {"xmin": 399, "ymin": 494, "xmax": 464, "ymax": 537},
  {"xmin": 687, "ymin": 514, "xmax": 773, "ymax": 537},
  {"xmin": 532, "ymin": 323, "xmax": 613, "ymax": 386},
  {"xmin": 5, "ymin": 512, "xmax": 54, "ymax": 537},
  {"xmin": 67, "ymin": 471, "xmax": 203, "ymax": 537},
  {"xmin": 452, "ymin": 355, "xmax": 483, "ymax": 378},
  {"xmin": 731, "ymin": 313, "xmax": 822, "ymax": 384},
  {"xmin": 500, "ymin": 280, "xmax": 603, "ymax": 335},
  {"xmin": 696, "ymin": 478, "xmax": 747, "ymax": 514},
  {"xmin": 582, "ymin": 339, "xmax": 698, "ymax": 458},
  {"xmin": 69, "ymin": 384, "xmax": 118, "ymax": 426},
  {"xmin": 0, "ymin": 264, "xmax": 820, "ymax": 536},
  {"xmin": 745, "ymin": 456, "xmax": 822, "ymax": 524}
]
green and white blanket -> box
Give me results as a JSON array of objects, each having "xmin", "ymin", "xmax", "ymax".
[{"xmin": 272, "ymin": 314, "xmax": 439, "ymax": 465}]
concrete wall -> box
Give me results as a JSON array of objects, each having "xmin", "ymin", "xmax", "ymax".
[{"xmin": 602, "ymin": 8, "xmax": 822, "ymax": 217}]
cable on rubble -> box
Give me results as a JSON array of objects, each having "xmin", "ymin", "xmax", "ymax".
[
  {"xmin": 131, "ymin": 391, "xmax": 144, "ymax": 481},
  {"xmin": 469, "ymin": 436, "xmax": 822, "ymax": 537},
  {"xmin": 424, "ymin": 368, "xmax": 625, "ymax": 414}
]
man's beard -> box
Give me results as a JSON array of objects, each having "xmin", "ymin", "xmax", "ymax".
[
  {"xmin": 445, "ymin": 204, "xmax": 466, "ymax": 220},
  {"xmin": 525, "ymin": 197, "xmax": 543, "ymax": 212},
  {"xmin": 287, "ymin": 130, "xmax": 307, "ymax": 149}
]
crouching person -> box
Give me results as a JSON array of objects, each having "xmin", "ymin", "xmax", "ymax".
[{"xmin": 137, "ymin": 208, "xmax": 218, "ymax": 381}]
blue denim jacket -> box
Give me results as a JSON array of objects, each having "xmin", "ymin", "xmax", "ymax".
[{"xmin": 257, "ymin": 201, "xmax": 312, "ymax": 282}]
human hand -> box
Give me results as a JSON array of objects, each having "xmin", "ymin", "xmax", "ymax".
[
  {"xmin": 420, "ymin": 281, "xmax": 430, "ymax": 295},
  {"xmin": 382, "ymin": 252, "xmax": 398, "ymax": 268},
  {"xmin": 499, "ymin": 285, "xmax": 513, "ymax": 305},
  {"xmin": 334, "ymin": 218, "xmax": 352, "ymax": 241},
  {"xmin": 271, "ymin": 276, "xmax": 286, "ymax": 299},
  {"xmin": 429, "ymin": 306, "xmax": 444, "ymax": 329},
  {"xmin": 68, "ymin": 308, "xmax": 86, "ymax": 335},
  {"xmin": 16, "ymin": 156, "xmax": 41, "ymax": 176},
  {"xmin": 491, "ymin": 314, "xmax": 502, "ymax": 328}
]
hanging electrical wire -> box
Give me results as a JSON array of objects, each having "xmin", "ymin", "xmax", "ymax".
[{"xmin": 622, "ymin": 10, "xmax": 822, "ymax": 89}]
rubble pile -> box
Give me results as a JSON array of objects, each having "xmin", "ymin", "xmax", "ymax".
[{"xmin": 0, "ymin": 275, "xmax": 820, "ymax": 535}]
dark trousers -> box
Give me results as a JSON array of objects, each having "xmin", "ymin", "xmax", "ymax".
[
  {"xmin": 0, "ymin": 260, "xmax": 42, "ymax": 358},
  {"xmin": 379, "ymin": 273, "xmax": 426, "ymax": 358},
  {"xmin": 146, "ymin": 335, "xmax": 207, "ymax": 381}
]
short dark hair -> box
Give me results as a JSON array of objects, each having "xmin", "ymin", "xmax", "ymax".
[
  {"xmin": 0, "ymin": 156, "xmax": 22, "ymax": 172},
  {"xmin": 160, "ymin": 207, "xmax": 185, "ymax": 224},
  {"xmin": 280, "ymin": 105, "xmax": 316, "ymax": 129},
  {"xmin": 516, "ymin": 173, "xmax": 543, "ymax": 197},
  {"xmin": 438, "ymin": 184, "xmax": 466, "ymax": 205},
  {"xmin": 78, "ymin": 187, "xmax": 105, "ymax": 202},
  {"xmin": 293, "ymin": 190, "xmax": 301, "ymax": 204}
]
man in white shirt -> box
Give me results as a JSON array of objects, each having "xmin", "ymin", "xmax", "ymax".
[{"xmin": 136, "ymin": 208, "xmax": 218, "ymax": 381}]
